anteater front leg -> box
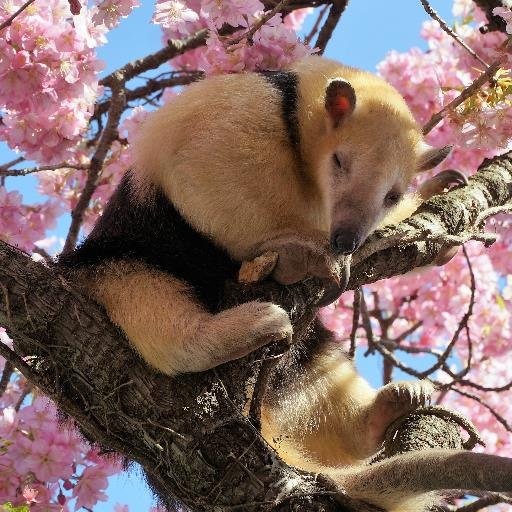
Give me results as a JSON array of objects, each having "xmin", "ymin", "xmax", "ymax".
[{"xmin": 79, "ymin": 261, "xmax": 293, "ymax": 376}]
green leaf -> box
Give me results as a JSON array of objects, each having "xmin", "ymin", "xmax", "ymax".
[{"xmin": 1, "ymin": 503, "xmax": 30, "ymax": 512}]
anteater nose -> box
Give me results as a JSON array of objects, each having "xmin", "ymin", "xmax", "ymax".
[{"xmin": 330, "ymin": 230, "xmax": 361, "ymax": 255}]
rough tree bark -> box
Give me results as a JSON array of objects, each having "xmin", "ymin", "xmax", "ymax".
[{"xmin": 0, "ymin": 151, "xmax": 511, "ymax": 511}]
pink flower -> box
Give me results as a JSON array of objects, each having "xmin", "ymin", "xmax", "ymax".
[
  {"xmin": 0, "ymin": 0, "xmax": 105, "ymax": 164},
  {"xmin": 92, "ymin": 0, "xmax": 140, "ymax": 29},
  {"xmin": 201, "ymin": 0, "xmax": 263, "ymax": 29},
  {"xmin": 72, "ymin": 463, "xmax": 119, "ymax": 510},
  {"xmin": 283, "ymin": 8, "xmax": 312, "ymax": 31},
  {"xmin": 152, "ymin": 1, "xmax": 199, "ymax": 33},
  {"xmin": 23, "ymin": 487, "xmax": 39, "ymax": 503}
]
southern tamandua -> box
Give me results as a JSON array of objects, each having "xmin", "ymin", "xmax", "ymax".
[{"xmin": 60, "ymin": 56, "xmax": 504, "ymax": 511}]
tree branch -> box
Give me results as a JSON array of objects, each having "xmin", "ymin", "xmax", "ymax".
[
  {"xmin": 100, "ymin": 31, "xmax": 210, "ymax": 89},
  {"xmin": 0, "ymin": 0, "xmax": 36, "ymax": 32},
  {"xmin": 93, "ymin": 72, "xmax": 203, "ymax": 119},
  {"xmin": 420, "ymin": 0, "xmax": 489, "ymax": 67},
  {"xmin": 422, "ymin": 58, "xmax": 504, "ymax": 135},
  {"xmin": 62, "ymin": 85, "xmax": 126, "ymax": 254},
  {"xmin": 314, "ymin": 0, "xmax": 350, "ymax": 53},
  {"xmin": 0, "ymin": 163, "xmax": 89, "ymax": 178},
  {"xmin": 0, "ymin": 151, "xmax": 511, "ymax": 511}
]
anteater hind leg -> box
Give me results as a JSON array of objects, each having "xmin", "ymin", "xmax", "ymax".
[
  {"xmin": 79, "ymin": 261, "xmax": 293, "ymax": 376},
  {"xmin": 262, "ymin": 322, "xmax": 433, "ymax": 471}
]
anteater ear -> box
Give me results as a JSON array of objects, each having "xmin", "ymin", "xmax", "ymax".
[
  {"xmin": 417, "ymin": 143, "xmax": 452, "ymax": 172},
  {"xmin": 325, "ymin": 79, "xmax": 356, "ymax": 127}
]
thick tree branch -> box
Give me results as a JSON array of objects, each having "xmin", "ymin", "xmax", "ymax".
[{"xmin": 0, "ymin": 152, "xmax": 511, "ymax": 511}]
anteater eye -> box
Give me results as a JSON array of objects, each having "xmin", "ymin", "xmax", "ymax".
[
  {"xmin": 333, "ymin": 153, "xmax": 343, "ymax": 169},
  {"xmin": 384, "ymin": 191, "xmax": 402, "ymax": 208}
]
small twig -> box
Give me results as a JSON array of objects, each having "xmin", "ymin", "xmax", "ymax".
[
  {"xmin": 475, "ymin": 202, "xmax": 512, "ymax": 224},
  {"xmin": 418, "ymin": 245, "xmax": 476, "ymax": 378},
  {"xmin": 419, "ymin": 0, "xmax": 489, "ymax": 68},
  {"xmin": 450, "ymin": 387, "xmax": 512, "ymax": 433},
  {"xmin": 0, "ymin": 361, "xmax": 14, "ymax": 396},
  {"xmin": 348, "ymin": 288, "xmax": 361, "ymax": 359},
  {"xmin": 228, "ymin": 0, "xmax": 291, "ymax": 47},
  {"xmin": 100, "ymin": 30, "xmax": 209, "ymax": 88},
  {"xmin": 93, "ymin": 72, "xmax": 202, "ymax": 119},
  {"xmin": 372, "ymin": 336, "xmax": 439, "ymax": 381},
  {"xmin": 314, "ymin": 0, "xmax": 350, "ymax": 53},
  {"xmin": 360, "ymin": 290, "xmax": 376, "ymax": 356},
  {"xmin": 14, "ymin": 381, "xmax": 32, "ymax": 411},
  {"xmin": 0, "ymin": 0, "xmax": 36, "ymax": 31},
  {"xmin": 305, "ymin": 4, "xmax": 329, "ymax": 45},
  {"xmin": 0, "ymin": 162, "xmax": 89, "ymax": 178},
  {"xmin": 0, "ymin": 156, "xmax": 24, "ymax": 171},
  {"xmin": 62, "ymin": 85, "xmax": 126, "ymax": 254},
  {"xmin": 423, "ymin": 58, "xmax": 504, "ymax": 135},
  {"xmin": 443, "ymin": 251, "xmax": 476, "ymax": 384},
  {"xmin": 248, "ymin": 354, "xmax": 282, "ymax": 430},
  {"xmin": 393, "ymin": 320, "xmax": 423, "ymax": 343}
]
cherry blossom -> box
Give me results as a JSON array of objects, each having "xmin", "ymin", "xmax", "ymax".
[
  {"xmin": 0, "ymin": 0, "xmax": 107, "ymax": 164},
  {"xmin": 152, "ymin": 1, "xmax": 199, "ymax": 32},
  {"xmin": 92, "ymin": 0, "xmax": 140, "ymax": 29}
]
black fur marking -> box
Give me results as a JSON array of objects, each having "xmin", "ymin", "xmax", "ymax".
[
  {"xmin": 268, "ymin": 318, "xmax": 347, "ymax": 398},
  {"xmin": 259, "ymin": 71, "xmax": 300, "ymax": 150},
  {"xmin": 58, "ymin": 172, "xmax": 238, "ymax": 311}
]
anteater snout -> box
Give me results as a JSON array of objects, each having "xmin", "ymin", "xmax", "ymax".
[{"xmin": 330, "ymin": 228, "xmax": 363, "ymax": 255}]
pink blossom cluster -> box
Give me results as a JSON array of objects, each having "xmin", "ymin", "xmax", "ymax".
[
  {"xmin": 37, "ymin": 106, "xmax": 149, "ymax": 235},
  {"xmin": 153, "ymin": 0, "xmax": 313, "ymax": 74},
  {"xmin": 0, "ymin": 370, "xmax": 121, "ymax": 511},
  {"xmin": 493, "ymin": 6, "xmax": 512, "ymax": 35},
  {"xmin": 0, "ymin": 0, "xmax": 107, "ymax": 164},
  {"xmin": 378, "ymin": 0, "xmax": 511, "ymax": 168},
  {"xmin": 92, "ymin": 0, "xmax": 140, "ymax": 29},
  {"xmin": 0, "ymin": 187, "xmax": 62, "ymax": 252}
]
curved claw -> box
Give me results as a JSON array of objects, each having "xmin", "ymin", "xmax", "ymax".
[
  {"xmin": 419, "ymin": 169, "xmax": 468, "ymax": 200},
  {"xmin": 317, "ymin": 257, "xmax": 350, "ymax": 307}
]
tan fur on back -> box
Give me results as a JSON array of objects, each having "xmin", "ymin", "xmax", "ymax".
[
  {"xmin": 132, "ymin": 71, "xmax": 326, "ymax": 261},
  {"xmin": 132, "ymin": 56, "xmax": 426, "ymax": 262}
]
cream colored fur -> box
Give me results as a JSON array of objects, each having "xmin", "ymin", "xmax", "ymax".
[
  {"xmin": 77, "ymin": 261, "xmax": 292, "ymax": 375},
  {"xmin": 82, "ymin": 56, "xmax": 455, "ymax": 511}
]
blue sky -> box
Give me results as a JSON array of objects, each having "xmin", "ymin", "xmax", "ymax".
[{"xmin": 2, "ymin": 1, "xmax": 454, "ymax": 510}]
